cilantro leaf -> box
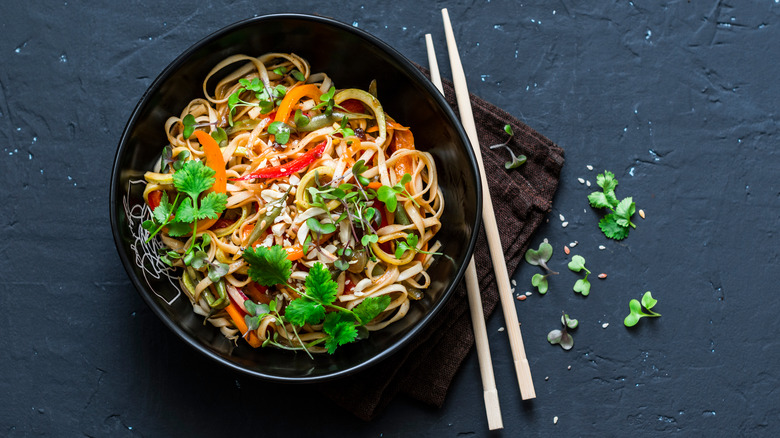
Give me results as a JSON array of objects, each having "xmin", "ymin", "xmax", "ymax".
[
  {"xmin": 285, "ymin": 298, "xmax": 325, "ymax": 327},
  {"xmin": 587, "ymin": 191, "xmax": 613, "ymax": 209},
  {"xmin": 175, "ymin": 198, "xmax": 197, "ymax": 224},
  {"xmin": 173, "ymin": 160, "xmax": 216, "ymax": 200},
  {"xmin": 198, "ymin": 192, "xmax": 228, "ymax": 220},
  {"xmin": 166, "ymin": 222, "xmax": 192, "ymax": 237},
  {"xmin": 599, "ymin": 214, "xmax": 630, "ymax": 240},
  {"xmin": 305, "ymin": 263, "xmax": 338, "ymax": 305},
  {"xmin": 596, "ymin": 170, "xmax": 618, "ymax": 194},
  {"xmin": 323, "ymin": 313, "xmax": 359, "ymax": 354},
  {"xmin": 614, "ymin": 197, "xmax": 636, "ymax": 228},
  {"xmin": 243, "ymin": 245, "xmax": 292, "ymax": 286},
  {"xmin": 353, "ymin": 295, "xmax": 391, "ymax": 325},
  {"xmin": 152, "ymin": 192, "xmax": 173, "ymax": 224}
]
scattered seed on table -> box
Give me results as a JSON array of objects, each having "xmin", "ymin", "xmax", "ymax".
[
  {"xmin": 517, "ymin": 295, "xmax": 527, "ymax": 301},
  {"xmin": 525, "ymin": 291, "xmax": 532, "ymax": 296},
  {"xmin": 602, "ymin": 323, "xmax": 609, "ymax": 329},
  {"xmin": 598, "ymin": 273, "xmax": 607, "ymax": 279},
  {"xmin": 599, "ymin": 245, "xmax": 606, "ymax": 250},
  {"xmin": 545, "ymin": 376, "xmax": 549, "ymax": 381},
  {"xmin": 511, "ymin": 279, "xmax": 517, "ymax": 286},
  {"xmin": 562, "ymin": 221, "xmax": 569, "ymax": 227},
  {"xmin": 586, "ymin": 180, "xmax": 591, "ymax": 187},
  {"xmin": 559, "ymin": 213, "xmax": 565, "ymax": 221},
  {"xmin": 554, "ymin": 416, "xmax": 559, "ymax": 424},
  {"xmin": 577, "ymin": 177, "xmax": 585, "ymax": 184},
  {"xmin": 498, "ymin": 327, "xmax": 505, "ymax": 332},
  {"xmin": 570, "ymin": 241, "xmax": 578, "ymax": 247},
  {"xmin": 510, "ymin": 287, "xmax": 515, "ymax": 293},
  {"xmin": 587, "ymin": 165, "xmax": 593, "ymax": 171},
  {"xmin": 639, "ymin": 209, "xmax": 646, "ymax": 219},
  {"xmin": 564, "ymin": 246, "xmax": 570, "ymax": 255}
]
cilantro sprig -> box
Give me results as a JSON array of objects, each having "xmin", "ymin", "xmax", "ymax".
[
  {"xmin": 142, "ymin": 161, "xmax": 227, "ymax": 247},
  {"xmin": 588, "ymin": 171, "xmax": 637, "ymax": 240},
  {"xmin": 241, "ymin": 245, "xmax": 392, "ymax": 354}
]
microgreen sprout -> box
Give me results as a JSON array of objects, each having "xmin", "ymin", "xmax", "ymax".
[
  {"xmin": 588, "ymin": 171, "xmax": 638, "ymax": 240},
  {"xmin": 376, "ymin": 173, "xmax": 419, "ymax": 212},
  {"xmin": 160, "ymin": 145, "xmax": 190, "ymax": 173},
  {"xmin": 332, "ymin": 115, "xmax": 355, "ymax": 138},
  {"xmin": 394, "ymin": 233, "xmax": 450, "ymax": 261},
  {"xmin": 567, "ymin": 255, "xmax": 591, "ymax": 296},
  {"xmin": 489, "ymin": 124, "xmax": 526, "ymax": 169},
  {"xmin": 624, "ymin": 291, "xmax": 661, "ymax": 327},
  {"xmin": 268, "ymin": 121, "xmax": 293, "ymax": 144},
  {"xmin": 548, "ymin": 311, "xmax": 577, "ymax": 350},
  {"xmin": 226, "ymin": 78, "xmax": 283, "ymax": 125},
  {"xmin": 181, "ymin": 114, "xmax": 219, "ymax": 140},
  {"xmin": 525, "ymin": 241, "xmax": 559, "ymax": 294}
]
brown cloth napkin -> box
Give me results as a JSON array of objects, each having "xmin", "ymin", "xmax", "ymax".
[{"xmin": 320, "ymin": 75, "xmax": 565, "ymax": 420}]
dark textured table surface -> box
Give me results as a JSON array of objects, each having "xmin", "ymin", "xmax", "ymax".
[{"xmin": 2, "ymin": 1, "xmax": 778, "ymax": 436}]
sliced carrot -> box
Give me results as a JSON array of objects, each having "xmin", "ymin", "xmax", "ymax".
[
  {"xmin": 284, "ymin": 245, "xmax": 305, "ymax": 261},
  {"xmin": 193, "ymin": 130, "xmax": 227, "ymax": 232},
  {"xmin": 366, "ymin": 181, "xmax": 383, "ymax": 190},
  {"xmin": 225, "ymin": 302, "xmax": 262, "ymax": 348},
  {"xmin": 244, "ymin": 283, "xmax": 272, "ymax": 304},
  {"xmin": 274, "ymin": 84, "xmax": 322, "ymax": 124}
]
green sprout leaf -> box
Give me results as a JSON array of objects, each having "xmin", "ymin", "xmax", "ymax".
[
  {"xmin": 567, "ymin": 255, "xmax": 586, "ymax": 273},
  {"xmin": 525, "ymin": 242, "xmax": 553, "ymax": 268},
  {"xmin": 211, "ymin": 127, "xmax": 228, "ymax": 146},
  {"xmin": 291, "ymin": 70, "xmax": 306, "ymax": 82},
  {"xmin": 268, "ymin": 121, "xmax": 292, "ymax": 144},
  {"xmin": 573, "ymin": 277, "xmax": 591, "ymax": 296},
  {"xmin": 531, "ymin": 273, "xmax": 549, "ymax": 294},
  {"xmin": 547, "ymin": 329, "xmax": 573, "ymax": 350},
  {"xmin": 562, "ymin": 314, "xmax": 579, "ymax": 329},
  {"xmin": 182, "ymin": 114, "xmax": 196, "ymax": 139},
  {"xmin": 504, "ymin": 124, "xmax": 514, "ymax": 136},
  {"xmin": 624, "ymin": 291, "xmax": 661, "ymax": 327},
  {"xmin": 294, "ymin": 109, "xmax": 310, "ymax": 128}
]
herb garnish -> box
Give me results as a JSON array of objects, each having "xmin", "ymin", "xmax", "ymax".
[
  {"xmin": 548, "ymin": 312, "xmax": 578, "ymax": 350},
  {"xmin": 489, "ymin": 124, "xmax": 526, "ymax": 169},
  {"xmin": 525, "ymin": 241, "xmax": 559, "ymax": 294},
  {"xmin": 624, "ymin": 291, "xmax": 661, "ymax": 327},
  {"xmin": 567, "ymin": 255, "xmax": 591, "ymax": 296},
  {"xmin": 588, "ymin": 171, "xmax": 637, "ymax": 240},
  {"xmin": 242, "ymin": 245, "xmax": 391, "ymax": 354},
  {"xmin": 142, "ymin": 161, "xmax": 227, "ymax": 247}
]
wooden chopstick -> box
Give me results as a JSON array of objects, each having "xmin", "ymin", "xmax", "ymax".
[
  {"xmin": 425, "ymin": 33, "xmax": 503, "ymax": 431},
  {"xmin": 441, "ymin": 8, "xmax": 536, "ymax": 400}
]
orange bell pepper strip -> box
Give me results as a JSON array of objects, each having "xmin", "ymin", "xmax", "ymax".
[
  {"xmin": 225, "ymin": 301, "xmax": 263, "ymax": 348},
  {"xmin": 284, "ymin": 245, "xmax": 305, "ymax": 261},
  {"xmin": 192, "ymin": 130, "xmax": 227, "ymax": 232},
  {"xmin": 273, "ymin": 84, "xmax": 322, "ymax": 124}
]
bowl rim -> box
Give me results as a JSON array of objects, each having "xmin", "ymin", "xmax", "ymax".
[{"xmin": 109, "ymin": 13, "xmax": 482, "ymax": 383}]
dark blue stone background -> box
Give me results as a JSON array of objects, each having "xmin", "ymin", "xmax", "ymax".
[{"xmin": 1, "ymin": 1, "xmax": 778, "ymax": 436}]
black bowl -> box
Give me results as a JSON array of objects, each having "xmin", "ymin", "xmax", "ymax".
[{"xmin": 109, "ymin": 14, "xmax": 481, "ymax": 382}]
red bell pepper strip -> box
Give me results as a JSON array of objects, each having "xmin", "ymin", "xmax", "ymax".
[
  {"xmin": 233, "ymin": 141, "xmax": 326, "ymax": 181},
  {"xmin": 339, "ymin": 99, "xmax": 365, "ymax": 113},
  {"xmin": 147, "ymin": 190, "xmax": 163, "ymax": 211}
]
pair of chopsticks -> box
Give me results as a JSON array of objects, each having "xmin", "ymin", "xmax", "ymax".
[{"xmin": 425, "ymin": 8, "xmax": 536, "ymax": 430}]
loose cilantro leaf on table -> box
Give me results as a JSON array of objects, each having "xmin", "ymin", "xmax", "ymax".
[{"xmin": 588, "ymin": 170, "xmax": 638, "ymax": 240}]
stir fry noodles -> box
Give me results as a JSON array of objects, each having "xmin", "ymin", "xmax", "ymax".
[{"xmin": 141, "ymin": 52, "xmax": 444, "ymax": 355}]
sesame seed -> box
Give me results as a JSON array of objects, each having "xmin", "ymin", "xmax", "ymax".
[
  {"xmin": 639, "ymin": 209, "xmax": 646, "ymax": 219},
  {"xmin": 587, "ymin": 165, "xmax": 593, "ymax": 171},
  {"xmin": 559, "ymin": 213, "xmax": 565, "ymax": 221},
  {"xmin": 586, "ymin": 180, "xmax": 591, "ymax": 187},
  {"xmin": 577, "ymin": 177, "xmax": 585, "ymax": 184},
  {"xmin": 511, "ymin": 279, "xmax": 517, "ymax": 286},
  {"xmin": 498, "ymin": 327, "xmax": 505, "ymax": 332},
  {"xmin": 562, "ymin": 221, "xmax": 569, "ymax": 227},
  {"xmin": 570, "ymin": 241, "xmax": 578, "ymax": 247},
  {"xmin": 510, "ymin": 288, "xmax": 515, "ymax": 293},
  {"xmin": 567, "ymin": 365, "xmax": 572, "ymax": 370},
  {"xmin": 554, "ymin": 416, "xmax": 559, "ymax": 424},
  {"xmin": 545, "ymin": 376, "xmax": 549, "ymax": 381},
  {"xmin": 602, "ymin": 323, "xmax": 609, "ymax": 328},
  {"xmin": 599, "ymin": 245, "xmax": 606, "ymax": 250},
  {"xmin": 525, "ymin": 291, "xmax": 532, "ymax": 296}
]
